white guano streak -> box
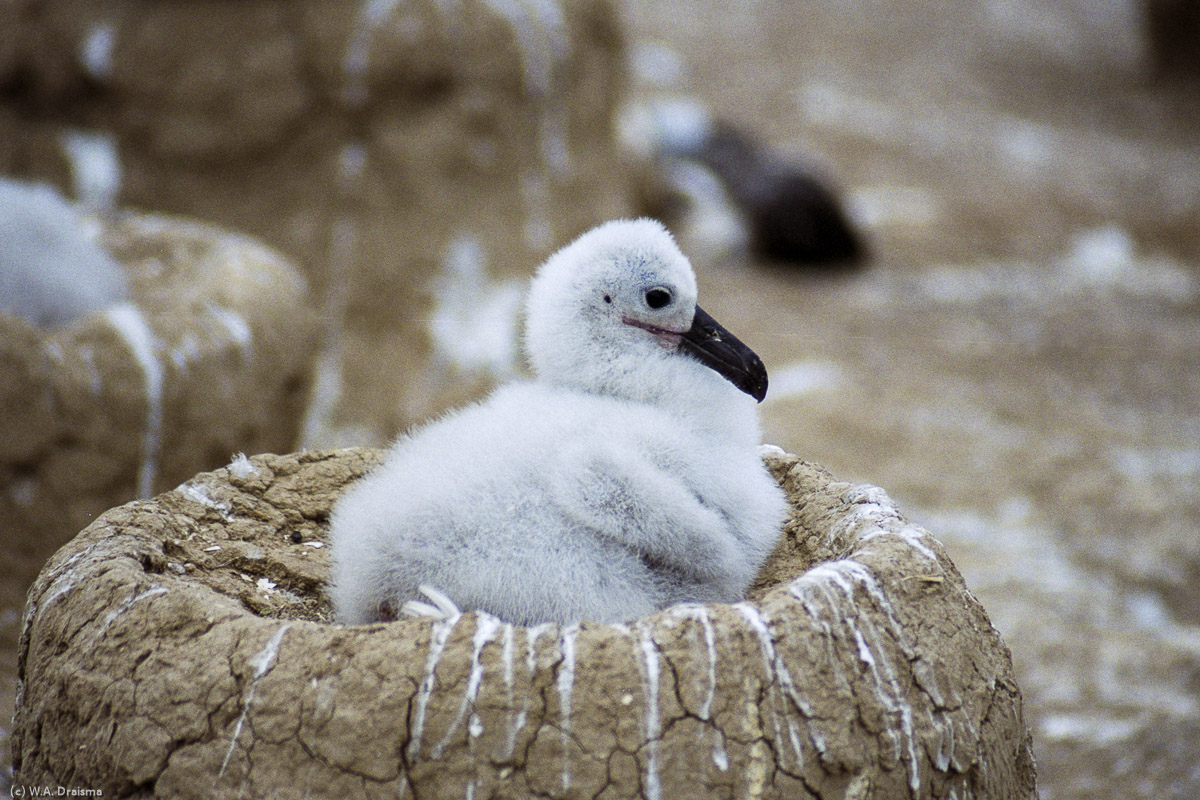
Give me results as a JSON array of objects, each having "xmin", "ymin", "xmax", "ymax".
[
  {"xmin": 206, "ymin": 305, "xmax": 253, "ymax": 362},
  {"xmin": 480, "ymin": 0, "xmax": 570, "ymax": 172},
  {"xmin": 734, "ymin": 603, "xmax": 806, "ymax": 771},
  {"xmin": 219, "ymin": 624, "xmax": 291, "ymax": 779},
  {"xmin": 480, "ymin": 0, "xmax": 571, "ymax": 251},
  {"xmin": 859, "ymin": 613, "xmax": 920, "ymax": 793},
  {"xmin": 81, "ymin": 23, "xmax": 116, "ymax": 79},
  {"xmin": 670, "ymin": 605, "xmax": 727, "ymax": 771},
  {"xmin": 407, "ymin": 614, "xmax": 460, "ymax": 761},
  {"xmin": 835, "ymin": 484, "xmax": 939, "ymax": 564},
  {"xmin": 89, "ymin": 585, "xmax": 167, "ymax": 647},
  {"xmin": 343, "ymin": 0, "xmax": 403, "ymax": 107},
  {"xmin": 300, "ymin": 140, "xmax": 366, "ymax": 447},
  {"xmin": 325, "ymin": 145, "xmax": 365, "ymax": 322},
  {"xmin": 860, "ymin": 523, "xmax": 939, "ymax": 562},
  {"xmin": 501, "ymin": 621, "xmax": 515, "ymax": 703},
  {"xmin": 178, "ymin": 482, "xmax": 232, "ymax": 520},
  {"xmin": 635, "ymin": 621, "xmax": 662, "ymax": 800},
  {"xmin": 501, "ymin": 622, "xmax": 552, "ymax": 761},
  {"xmin": 60, "ymin": 129, "xmax": 121, "ymax": 210},
  {"xmin": 791, "ymin": 560, "xmax": 921, "ymax": 793},
  {"xmin": 431, "ymin": 614, "xmax": 501, "ymax": 758},
  {"xmin": 106, "ymin": 304, "xmax": 164, "ymax": 499},
  {"xmin": 668, "ymin": 605, "xmax": 717, "ymax": 719},
  {"xmin": 557, "ymin": 623, "xmax": 579, "ymax": 792}
]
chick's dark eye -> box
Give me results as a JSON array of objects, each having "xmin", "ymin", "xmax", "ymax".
[
  {"xmin": 603, "ymin": 294, "xmax": 612, "ymax": 304},
  {"xmin": 645, "ymin": 287, "xmax": 672, "ymax": 309}
]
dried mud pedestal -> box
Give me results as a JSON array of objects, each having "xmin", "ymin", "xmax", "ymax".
[
  {"xmin": 0, "ymin": 0, "xmax": 634, "ymax": 442},
  {"xmin": 13, "ymin": 449, "xmax": 1037, "ymax": 799},
  {"xmin": 1, "ymin": 211, "xmax": 318, "ymax": 652}
]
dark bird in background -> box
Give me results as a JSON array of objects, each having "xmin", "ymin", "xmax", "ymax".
[
  {"xmin": 662, "ymin": 119, "xmax": 864, "ymax": 267},
  {"xmin": 624, "ymin": 98, "xmax": 864, "ymax": 269},
  {"xmin": 1146, "ymin": 0, "xmax": 1200, "ymax": 82}
]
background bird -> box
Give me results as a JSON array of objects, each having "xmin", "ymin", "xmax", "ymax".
[
  {"xmin": 0, "ymin": 178, "xmax": 129, "ymax": 328},
  {"xmin": 328, "ymin": 218, "xmax": 788, "ymax": 627}
]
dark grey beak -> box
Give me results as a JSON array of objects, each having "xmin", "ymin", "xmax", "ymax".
[{"xmin": 679, "ymin": 305, "xmax": 769, "ymax": 402}]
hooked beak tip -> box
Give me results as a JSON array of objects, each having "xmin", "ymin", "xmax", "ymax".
[{"xmin": 679, "ymin": 305, "xmax": 769, "ymax": 401}]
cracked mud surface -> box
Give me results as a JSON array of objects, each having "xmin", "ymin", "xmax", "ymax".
[{"xmin": 14, "ymin": 449, "xmax": 1035, "ymax": 798}]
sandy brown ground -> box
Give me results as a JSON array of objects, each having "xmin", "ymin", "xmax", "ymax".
[
  {"xmin": 5, "ymin": 1, "xmax": 1199, "ymax": 796},
  {"xmin": 623, "ymin": 1, "xmax": 1200, "ymax": 798}
]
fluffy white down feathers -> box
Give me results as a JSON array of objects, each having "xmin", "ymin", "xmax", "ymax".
[{"xmin": 329, "ymin": 219, "xmax": 787, "ymax": 626}]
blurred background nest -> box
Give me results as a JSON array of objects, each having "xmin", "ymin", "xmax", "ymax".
[{"xmin": 2, "ymin": 0, "xmax": 1199, "ymax": 797}]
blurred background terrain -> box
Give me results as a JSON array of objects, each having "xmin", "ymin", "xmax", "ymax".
[
  {"xmin": 622, "ymin": 1, "xmax": 1199, "ymax": 798},
  {"xmin": 3, "ymin": 0, "xmax": 1200, "ymax": 797}
]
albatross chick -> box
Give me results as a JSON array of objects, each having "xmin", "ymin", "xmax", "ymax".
[{"xmin": 329, "ymin": 218, "xmax": 787, "ymax": 626}]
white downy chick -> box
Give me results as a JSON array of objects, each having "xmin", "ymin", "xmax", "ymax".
[
  {"xmin": 329, "ymin": 218, "xmax": 788, "ymax": 626},
  {"xmin": 0, "ymin": 178, "xmax": 129, "ymax": 328}
]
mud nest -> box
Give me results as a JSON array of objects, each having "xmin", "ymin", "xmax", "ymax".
[
  {"xmin": 1, "ymin": 210, "xmax": 318, "ymax": 648},
  {"xmin": 14, "ymin": 448, "xmax": 1037, "ymax": 799}
]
